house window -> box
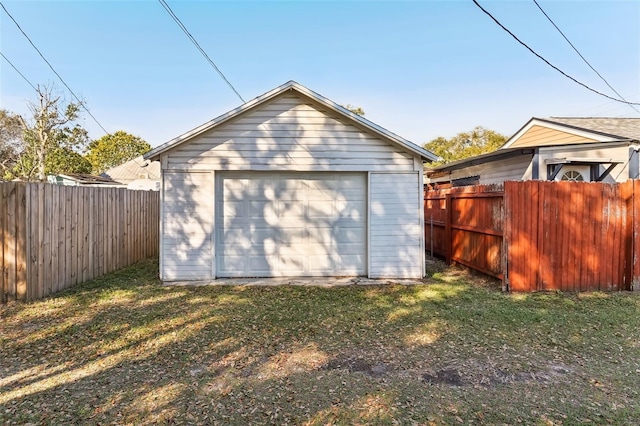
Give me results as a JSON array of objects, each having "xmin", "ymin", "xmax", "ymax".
[{"xmin": 560, "ymin": 170, "xmax": 584, "ymax": 182}]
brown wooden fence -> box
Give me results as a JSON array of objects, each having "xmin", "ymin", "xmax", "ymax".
[
  {"xmin": 1, "ymin": 183, "xmax": 159, "ymax": 302},
  {"xmin": 425, "ymin": 180, "xmax": 640, "ymax": 292},
  {"xmin": 424, "ymin": 185, "xmax": 505, "ymax": 280}
]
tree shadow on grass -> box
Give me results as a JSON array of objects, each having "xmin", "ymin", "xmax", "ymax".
[{"xmin": 1, "ymin": 259, "xmax": 640, "ymax": 424}]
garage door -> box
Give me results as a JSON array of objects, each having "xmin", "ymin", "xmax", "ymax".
[{"xmin": 216, "ymin": 172, "xmax": 366, "ymax": 277}]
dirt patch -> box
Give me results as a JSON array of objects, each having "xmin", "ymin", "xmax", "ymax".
[
  {"xmin": 422, "ymin": 368, "xmax": 465, "ymax": 386},
  {"xmin": 422, "ymin": 363, "xmax": 572, "ymax": 388}
]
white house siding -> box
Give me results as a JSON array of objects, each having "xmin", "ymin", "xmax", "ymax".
[
  {"xmin": 165, "ymin": 93, "xmax": 415, "ymax": 172},
  {"xmin": 161, "ymin": 171, "xmax": 214, "ymax": 281},
  {"xmin": 537, "ymin": 143, "xmax": 632, "ymax": 183},
  {"xmin": 430, "ymin": 155, "xmax": 533, "ymax": 186},
  {"xmin": 369, "ymin": 173, "xmax": 423, "ymax": 278}
]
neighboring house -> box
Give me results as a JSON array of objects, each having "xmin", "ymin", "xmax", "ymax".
[
  {"xmin": 102, "ymin": 156, "xmax": 161, "ymax": 191},
  {"xmin": 144, "ymin": 80, "xmax": 437, "ymax": 281},
  {"xmin": 426, "ymin": 117, "xmax": 640, "ymax": 186},
  {"xmin": 48, "ymin": 173, "xmax": 122, "ymax": 187}
]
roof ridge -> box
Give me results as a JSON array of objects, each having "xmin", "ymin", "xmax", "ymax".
[{"xmin": 548, "ymin": 116, "xmax": 640, "ymax": 120}]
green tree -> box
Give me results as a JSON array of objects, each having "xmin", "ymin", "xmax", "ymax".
[
  {"xmin": 342, "ymin": 104, "xmax": 365, "ymax": 116},
  {"xmin": 423, "ymin": 126, "xmax": 506, "ymax": 165},
  {"xmin": 6, "ymin": 85, "xmax": 90, "ymax": 181},
  {"xmin": 0, "ymin": 109, "xmax": 24, "ymax": 179},
  {"xmin": 86, "ymin": 131, "xmax": 151, "ymax": 174},
  {"xmin": 46, "ymin": 147, "xmax": 92, "ymax": 174}
]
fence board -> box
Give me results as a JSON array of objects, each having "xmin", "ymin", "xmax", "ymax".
[
  {"xmin": 632, "ymin": 180, "xmax": 640, "ymax": 288},
  {"xmin": 0, "ymin": 184, "xmax": 6, "ymax": 303}
]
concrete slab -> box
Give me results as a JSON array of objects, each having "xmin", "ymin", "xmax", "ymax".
[{"xmin": 163, "ymin": 277, "xmax": 425, "ymax": 287}]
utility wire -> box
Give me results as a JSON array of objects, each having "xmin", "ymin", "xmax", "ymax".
[
  {"xmin": 532, "ymin": 0, "xmax": 639, "ymax": 114},
  {"xmin": 158, "ymin": 0, "xmax": 245, "ymax": 103},
  {"xmin": 0, "ymin": 51, "xmax": 37, "ymax": 91},
  {"xmin": 472, "ymin": 0, "xmax": 640, "ymax": 106},
  {"xmin": 0, "ymin": 1, "xmax": 109, "ymax": 134}
]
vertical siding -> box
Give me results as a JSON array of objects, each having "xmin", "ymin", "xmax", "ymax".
[
  {"xmin": 369, "ymin": 173, "xmax": 422, "ymax": 278},
  {"xmin": 165, "ymin": 93, "xmax": 416, "ymax": 173},
  {"xmin": 161, "ymin": 172, "xmax": 215, "ymax": 281}
]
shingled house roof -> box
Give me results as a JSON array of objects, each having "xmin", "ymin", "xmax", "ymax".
[
  {"xmin": 537, "ymin": 117, "xmax": 640, "ymax": 140},
  {"xmin": 102, "ymin": 156, "xmax": 161, "ymax": 185}
]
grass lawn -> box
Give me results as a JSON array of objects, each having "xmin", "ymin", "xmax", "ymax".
[{"xmin": 1, "ymin": 259, "xmax": 640, "ymax": 425}]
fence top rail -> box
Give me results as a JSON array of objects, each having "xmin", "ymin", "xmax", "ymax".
[{"xmin": 424, "ymin": 183, "xmax": 505, "ymax": 198}]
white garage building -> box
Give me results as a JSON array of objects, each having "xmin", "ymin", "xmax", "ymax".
[{"xmin": 145, "ymin": 81, "xmax": 437, "ymax": 281}]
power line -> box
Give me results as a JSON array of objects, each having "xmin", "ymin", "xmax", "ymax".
[
  {"xmin": 472, "ymin": 0, "xmax": 640, "ymax": 106},
  {"xmin": 532, "ymin": 0, "xmax": 639, "ymax": 115},
  {"xmin": 0, "ymin": 51, "xmax": 37, "ymax": 91},
  {"xmin": 158, "ymin": 0, "xmax": 245, "ymax": 103},
  {"xmin": 0, "ymin": 1, "xmax": 109, "ymax": 134}
]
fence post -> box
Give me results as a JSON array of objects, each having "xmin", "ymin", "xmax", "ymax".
[
  {"xmin": 622, "ymin": 180, "xmax": 634, "ymax": 290},
  {"xmin": 445, "ymin": 193, "xmax": 452, "ymax": 265},
  {"xmin": 16, "ymin": 183, "xmax": 27, "ymax": 301},
  {"xmin": 430, "ymin": 215, "xmax": 434, "ymax": 258},
  {"xmin": 633, "ymin": 180, "xmax": 640, "ymax": 290},
  {"xmin": 502, "ymin": 182, "xmax": 510, "ymax": 292}
]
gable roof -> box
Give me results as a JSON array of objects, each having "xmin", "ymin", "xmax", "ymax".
[
  {"xmin": 502, "ymin": 117, "xmax": 640, "ymax": 149},
  {"xmin": 102, "ymin": 156, "xmax": 160, "ymax": 184},
  {"xmin": 144, "ymin": 80, "xmax": 438, "ymax": 162}
]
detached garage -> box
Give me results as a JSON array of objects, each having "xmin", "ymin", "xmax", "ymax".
[{"xmin": 145, "ymin": 81, "xmax": 437, "ymax": 281}]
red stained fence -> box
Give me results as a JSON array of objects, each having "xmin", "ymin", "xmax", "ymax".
[
  {"xmin": 425, "ymin": 180, "xmax": 640, "ymax": 292},
  {"xmin": 424, "ymin": 185, "xmax": 505, "ymax": 281}
]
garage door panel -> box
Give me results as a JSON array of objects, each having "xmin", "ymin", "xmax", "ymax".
[
  {"xmin": 220, "ymin": 200, "xmax": 245, "ymax": 219},
  {"xmin": 334, "ymin": 241, "xmax": 365, "ymax": 255},
  {"xmin": 308, "ymin": 256, "xmax": 335, "ymax": 273},
  {"xmin": 276, "ymin": 228, "xmax": 306, "ymax": 244},
  {"xmin": 334, "ymin": 228, "xmax": 365, "ymax": 244},
  {"xmin": 248, "ymin": 200, "xmax": 278, "ymax": 219},
  {"xmin": 278, "ymin": 201, "xmax": 306, "ymax": 219},
  {"xmin": 216, "ymin": 172, "xmax": 366, "ymax": 277},
  {"xmin": 307, "ymin": 199, "xmax": 335, "ymax": 217},
  {"xmin": 337, "ymin": 255, "xmax": 365, "ymax": 271},
  {"xmin": 249, "ymin": 256, "xmax": 277, "ymax": 274},
  {"xmin": 279, "ymin": 255, "xmax": 306, "ymax": 273}
]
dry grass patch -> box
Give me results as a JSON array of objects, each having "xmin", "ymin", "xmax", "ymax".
[{"xmin": 1, "ymin": 259, "xmax": 640, "ymax": 424}]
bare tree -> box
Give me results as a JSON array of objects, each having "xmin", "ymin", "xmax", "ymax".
[{"xmin": 9, "ymin": 85, "xmax": 89, "ymax": 181}]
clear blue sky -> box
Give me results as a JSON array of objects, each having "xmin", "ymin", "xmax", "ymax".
[{"xmin": 1, "ymin": 0, "xmax": 639, "ymax": 148}]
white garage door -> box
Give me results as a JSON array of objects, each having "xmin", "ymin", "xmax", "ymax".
[{"xmin": 216, "ymin": 172, "xmax": 366, "ymax": 277}]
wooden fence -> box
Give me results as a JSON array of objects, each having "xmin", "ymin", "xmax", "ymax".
[
  {"xmin": 425, "ymin": 180, "xmax": 640, "ymax": 292},
  {"xmin": 424, "ymin": 185, "xmax": 505, "ymax": 280},
  {"xmin": 1, "ymin": 183, "xmax": 159, "ymax": 302}
]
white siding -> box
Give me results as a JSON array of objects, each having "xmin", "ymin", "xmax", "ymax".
[
  {"xmin": 369, "ymin": 173, "xmax": 423, "ymax": 278},
  {"xmin": 161, "ymin": 172, "xmax": 214, "ymax": 280},
  {"xmin": 537, "ymin": 143, "xmax": 631, "ymax": 183},
  {"xmin": 165, "ymin": 93, "xmax": 416, "ymax": 172},
  {"xmin": 430, "ymin": 155, "xmax": 533, "ymax": 186}
]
